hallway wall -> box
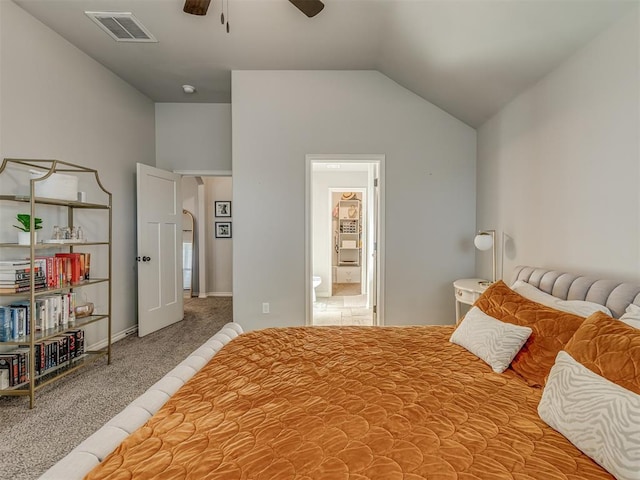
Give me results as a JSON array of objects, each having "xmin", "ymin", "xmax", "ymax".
[{"xmin": 182, "ymin": 176, "xmax": 233, "ymax": 296}]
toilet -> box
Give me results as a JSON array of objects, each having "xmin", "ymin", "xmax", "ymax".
[{"xmin": 312, "ymin": 275, "xmax": 322, "ymax": 302}]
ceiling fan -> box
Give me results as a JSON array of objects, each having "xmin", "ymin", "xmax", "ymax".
[{"xmin": 183, "ymin": 0, "xmax": 324, "ymax": 18}]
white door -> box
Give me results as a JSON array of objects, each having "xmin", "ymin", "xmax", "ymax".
[{"xmin": 136, "ymin": 163, "xmax": 183, "ymax": 337}]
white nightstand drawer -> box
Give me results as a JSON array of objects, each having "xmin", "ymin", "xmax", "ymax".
[
  {"xmin": 455, "ymin": 287, "xmax": 480, "ymax": 305},
  {"xmin": 453, "ymin": 278, "xmax": 490, "ymax": 323}
]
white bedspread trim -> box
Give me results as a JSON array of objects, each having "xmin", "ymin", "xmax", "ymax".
[{"xmin": 38, "ymin": 322, "xmax": 244, "ymax": 480}]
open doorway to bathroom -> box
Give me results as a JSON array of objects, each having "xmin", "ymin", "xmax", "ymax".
[{"xmin": 306, "ymin": 155, "xmax": 384, "ymax": 327}]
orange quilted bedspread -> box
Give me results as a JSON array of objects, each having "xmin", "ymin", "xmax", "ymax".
[{"xmin": 85, "ymin": 326, "xmax": 612, "ymax": 480}]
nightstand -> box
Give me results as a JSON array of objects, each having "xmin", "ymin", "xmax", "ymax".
[{"xmin": 453, "ymin": 278, "xmax": 490, "ymax": 322}]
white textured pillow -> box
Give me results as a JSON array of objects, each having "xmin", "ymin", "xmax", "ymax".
[
  {"xmin": 511, "ymin": 280, "xmax": 612, "ymax": 317},
  {"xmin": 619, "ymin": 303, "xmax": 640, "ymax": 329},
  {"xmin": 449, "ymin": 306, "xmax": 532, "ymax": 373},
  {"xmin": 538, "ymin": 351, "xmax": 640, "ymax": 480}
]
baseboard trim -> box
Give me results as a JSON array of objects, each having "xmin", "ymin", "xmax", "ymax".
[
  {"xmin": 191, "ymin": 292, "xmax": 232, "ymax": 298},
  {"xmin": 87, "ymin": 325, "xmax": 138, "ymax": 351}
]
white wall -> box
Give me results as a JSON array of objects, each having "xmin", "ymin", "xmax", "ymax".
[
  {"xmin": 312, "ymin": 171, "xmax": 368, "ymax": 297},
  {"xmin": 0, "ymin": 1, "xmax": 156, "ymax": 344},
  {"xmin": 156, "ymin": 103, "xmax": 231, "ymax": 172},
  {"xmin": 477, "ymin": 7, "xmax": 640, "ymax": 283},
  {"xmin": 233, "ymin": 71, "xmax": 476, "ymax": 331}
]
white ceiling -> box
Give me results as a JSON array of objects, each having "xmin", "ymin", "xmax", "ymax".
[{"xmin": 13, "ymin": 0, "xmax": 636, "ymax": 127}]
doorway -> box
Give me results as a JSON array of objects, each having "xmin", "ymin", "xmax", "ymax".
[
  {"xmin": 179, "ymin": 173, "xmax": 233, "ymax": 300},
  {"xmin": 306, "ymin": 155, "xmax": 385, "ymax": 327}
]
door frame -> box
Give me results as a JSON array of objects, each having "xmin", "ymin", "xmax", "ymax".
[{"xmin": 305, "ymin": 154, "xmax": 385, "ymax": 326}]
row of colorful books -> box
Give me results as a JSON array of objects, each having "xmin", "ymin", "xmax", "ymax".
[
  {"xmin": 0, "ymin": 329, "xmax": 85, "ymax": 389},
  {"xmin": 0, "ymin": 293, "xmax": 78, "ymax": 341},
  {"xmin": 0, "ymin": 253, "xmax": 91, "ymax": 294}
]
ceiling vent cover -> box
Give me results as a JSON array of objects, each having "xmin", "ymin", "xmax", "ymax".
[{"xmin": 85, "ymin": 12, "xmax": 158, "ymax": 42}]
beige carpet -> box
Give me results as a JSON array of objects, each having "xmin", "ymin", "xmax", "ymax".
[{"xmin": 0, "ymin": 297, "xmax": 232, "ymax": 480}]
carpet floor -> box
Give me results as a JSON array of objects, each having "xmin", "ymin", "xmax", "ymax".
[{"xmin": 0, "ymin": 297, "xmax": 232, "ymax": 480}]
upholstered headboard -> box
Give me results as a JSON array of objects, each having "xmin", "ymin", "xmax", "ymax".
[{"xmin": 512, "ymin": 265, "xmax": 640, "ymax": 319}]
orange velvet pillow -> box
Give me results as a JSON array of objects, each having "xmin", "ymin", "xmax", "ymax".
[
  {"xmin": 563, "ymin": 311, "xmax": 640, "ymax": 395},
  {"xmin": 474, "ymin": 281, "xmax": 585, "ymax": 387}
]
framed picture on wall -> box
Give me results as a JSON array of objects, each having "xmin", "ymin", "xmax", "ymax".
[
  {"xmin": 215, "ymin": 201, "xmax": 231, "ymax": 217},
  {"xmin": 215, "ymin": 222, "xmax": 232, "ymax": 238}
]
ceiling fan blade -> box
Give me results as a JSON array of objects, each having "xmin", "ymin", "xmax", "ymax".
[
  {"xmin": 183, "ymin": 0, "xmax": 212, "ymax": 16},
  {"xmin": 289, "ymin": 0, "xmax": 325, "ymax": 18}
]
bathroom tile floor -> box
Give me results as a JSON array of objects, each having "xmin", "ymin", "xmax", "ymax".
[{"xmin": 313, "ymin": 294, "xmax": 374, "ymax": 326}]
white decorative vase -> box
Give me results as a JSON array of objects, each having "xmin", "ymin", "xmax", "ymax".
[{"xmin": 18, "ymin": 231, "xmax": 37, "ymax": 245}]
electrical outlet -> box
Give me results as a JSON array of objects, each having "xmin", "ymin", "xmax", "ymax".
[{"xmin": 262, "ymin": 303, "xmax": 270, "ymax": 314}]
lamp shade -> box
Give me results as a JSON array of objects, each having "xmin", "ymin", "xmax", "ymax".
[{"xmin": 474, "ymin": 233, "xmax": 494, "ymax": 251}]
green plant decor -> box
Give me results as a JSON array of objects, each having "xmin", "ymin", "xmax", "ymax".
[{"xmin": 13, "ymin": 214, "xmax": 43, "ymax": 232}]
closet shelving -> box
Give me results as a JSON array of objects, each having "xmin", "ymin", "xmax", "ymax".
[
  {"xmin": 0, "ymin": 158, "xmax": 112, "ymax": 408},
  {"xmin": 335, "ymin": 198, "xmax": 362, "ymax": 284}
]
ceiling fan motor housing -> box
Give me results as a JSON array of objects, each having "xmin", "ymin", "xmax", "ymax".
[
  {"xmin": 183, "ymin": 0, "xmax": 212, "ymax": 16},
  {"xmin": 183, "ymin": 0, "xmax": 325, "ymax": 18}
]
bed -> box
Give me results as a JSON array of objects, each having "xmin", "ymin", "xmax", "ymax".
[{"xmin": 39, "ymin": 266, "xmax": 640, "ymax": 480}]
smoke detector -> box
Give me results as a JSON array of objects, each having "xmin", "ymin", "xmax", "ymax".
[
  {"xmin": 182, "ymin": 85, "xmax": 196, "ymax": 94},
  {"xmin": 85, "ymin": 12, "xmax": 157, "ymax": 42}
]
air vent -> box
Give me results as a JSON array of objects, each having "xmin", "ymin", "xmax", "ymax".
[{"xmin": 85, "ymin": 12, "xmax": 158, "ymax": 43}]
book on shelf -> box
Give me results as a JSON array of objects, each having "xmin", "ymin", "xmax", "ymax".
[
  {"xmin": 0, "ymin": 272, "xmax": 46, "ymax": 284},
  {"xmin": 54, "ymin": 335, "xmax": 69, "ymax": 363},
  {"xmin": 0, "ymin": 274, "xmax": 47, "ymax": 286},
  {"xmin": 0, "ymin": 263, "xmax": 42, "ymax": 276},
  {"xmin": 54, "ymin": 253, "xmax": 85, "ymax": 284},
  {"xmin": 68, "ymin": 329, "xmax": 85, "ymax": 356},
  {"xmin": 0, "ymin": 282, "xmax": 47, "ymax": 294},
  {"xmin": 0, "ymin": 349, "xmax": 29, "ymax": 387},
  {"xmin": 14, "ymin": 349, "xmax": 28, "ymax": 384},
  {"xmin": 0, "ymin": 292, "xmax": 77, "ymax": 340},
  {"xmin": 0, "ymin": 254, "xmax": 91, "ymax": 290},
  {"xmin": 0, "ymin": 269, "xmax": 44, "ymax": 282},
  {"xmin": 0, "ymin": 307, "xmax": 11, "ymax": 342},
  {"xmin": 7, "ymin": 329, "xmax": 86, "ymax": 381},
  {"xmin": 0, "ymin": 354, "xmax": 18, "ymax": 388},
  {"xmin": 64, "ymin": 331, "xmax": 77, "ymax": 359},
  {"xmin": 84, "ymin": 253, "xmax": 91, "ymax": 280},
  {"xmin": 0, "ymin": 260, "xmax": 30, "ymax": 268},
  {"xmin": 10, "ymin": 305, "xmax": 27, "ymax": 338}
]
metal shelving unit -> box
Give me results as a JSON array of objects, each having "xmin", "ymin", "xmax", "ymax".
[{"xmin": 0, "ymin": 158, "xmax": 112, "ymax": 408}]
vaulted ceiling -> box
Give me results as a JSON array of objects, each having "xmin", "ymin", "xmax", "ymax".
[{"xmin": 13, "ymin": 0, "xmax": 636, "ymax": 127}]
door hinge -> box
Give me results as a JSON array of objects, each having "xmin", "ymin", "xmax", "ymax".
[
  {"xmin": 374, "ymin": 178, "xmax": 378, "ymax": 187},
  {"xmin": 373, "ymin": 305, "xmax": 377, "ymax": 314}
]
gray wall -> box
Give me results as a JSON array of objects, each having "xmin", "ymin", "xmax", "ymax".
[
  {"xmin": 232, "ymin": 70, "xmax": 477, "ymax": 331},
  {"xmin": 477, "ymin": 8, "xmax": 640, "ymax": 282},
  {"xmin": 0, "ymin": 1, "xmax": 156, "ymax": 345},
  {"xmin": 156, "ymin": 103, "xmax": 231, "ymax": 172}
]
